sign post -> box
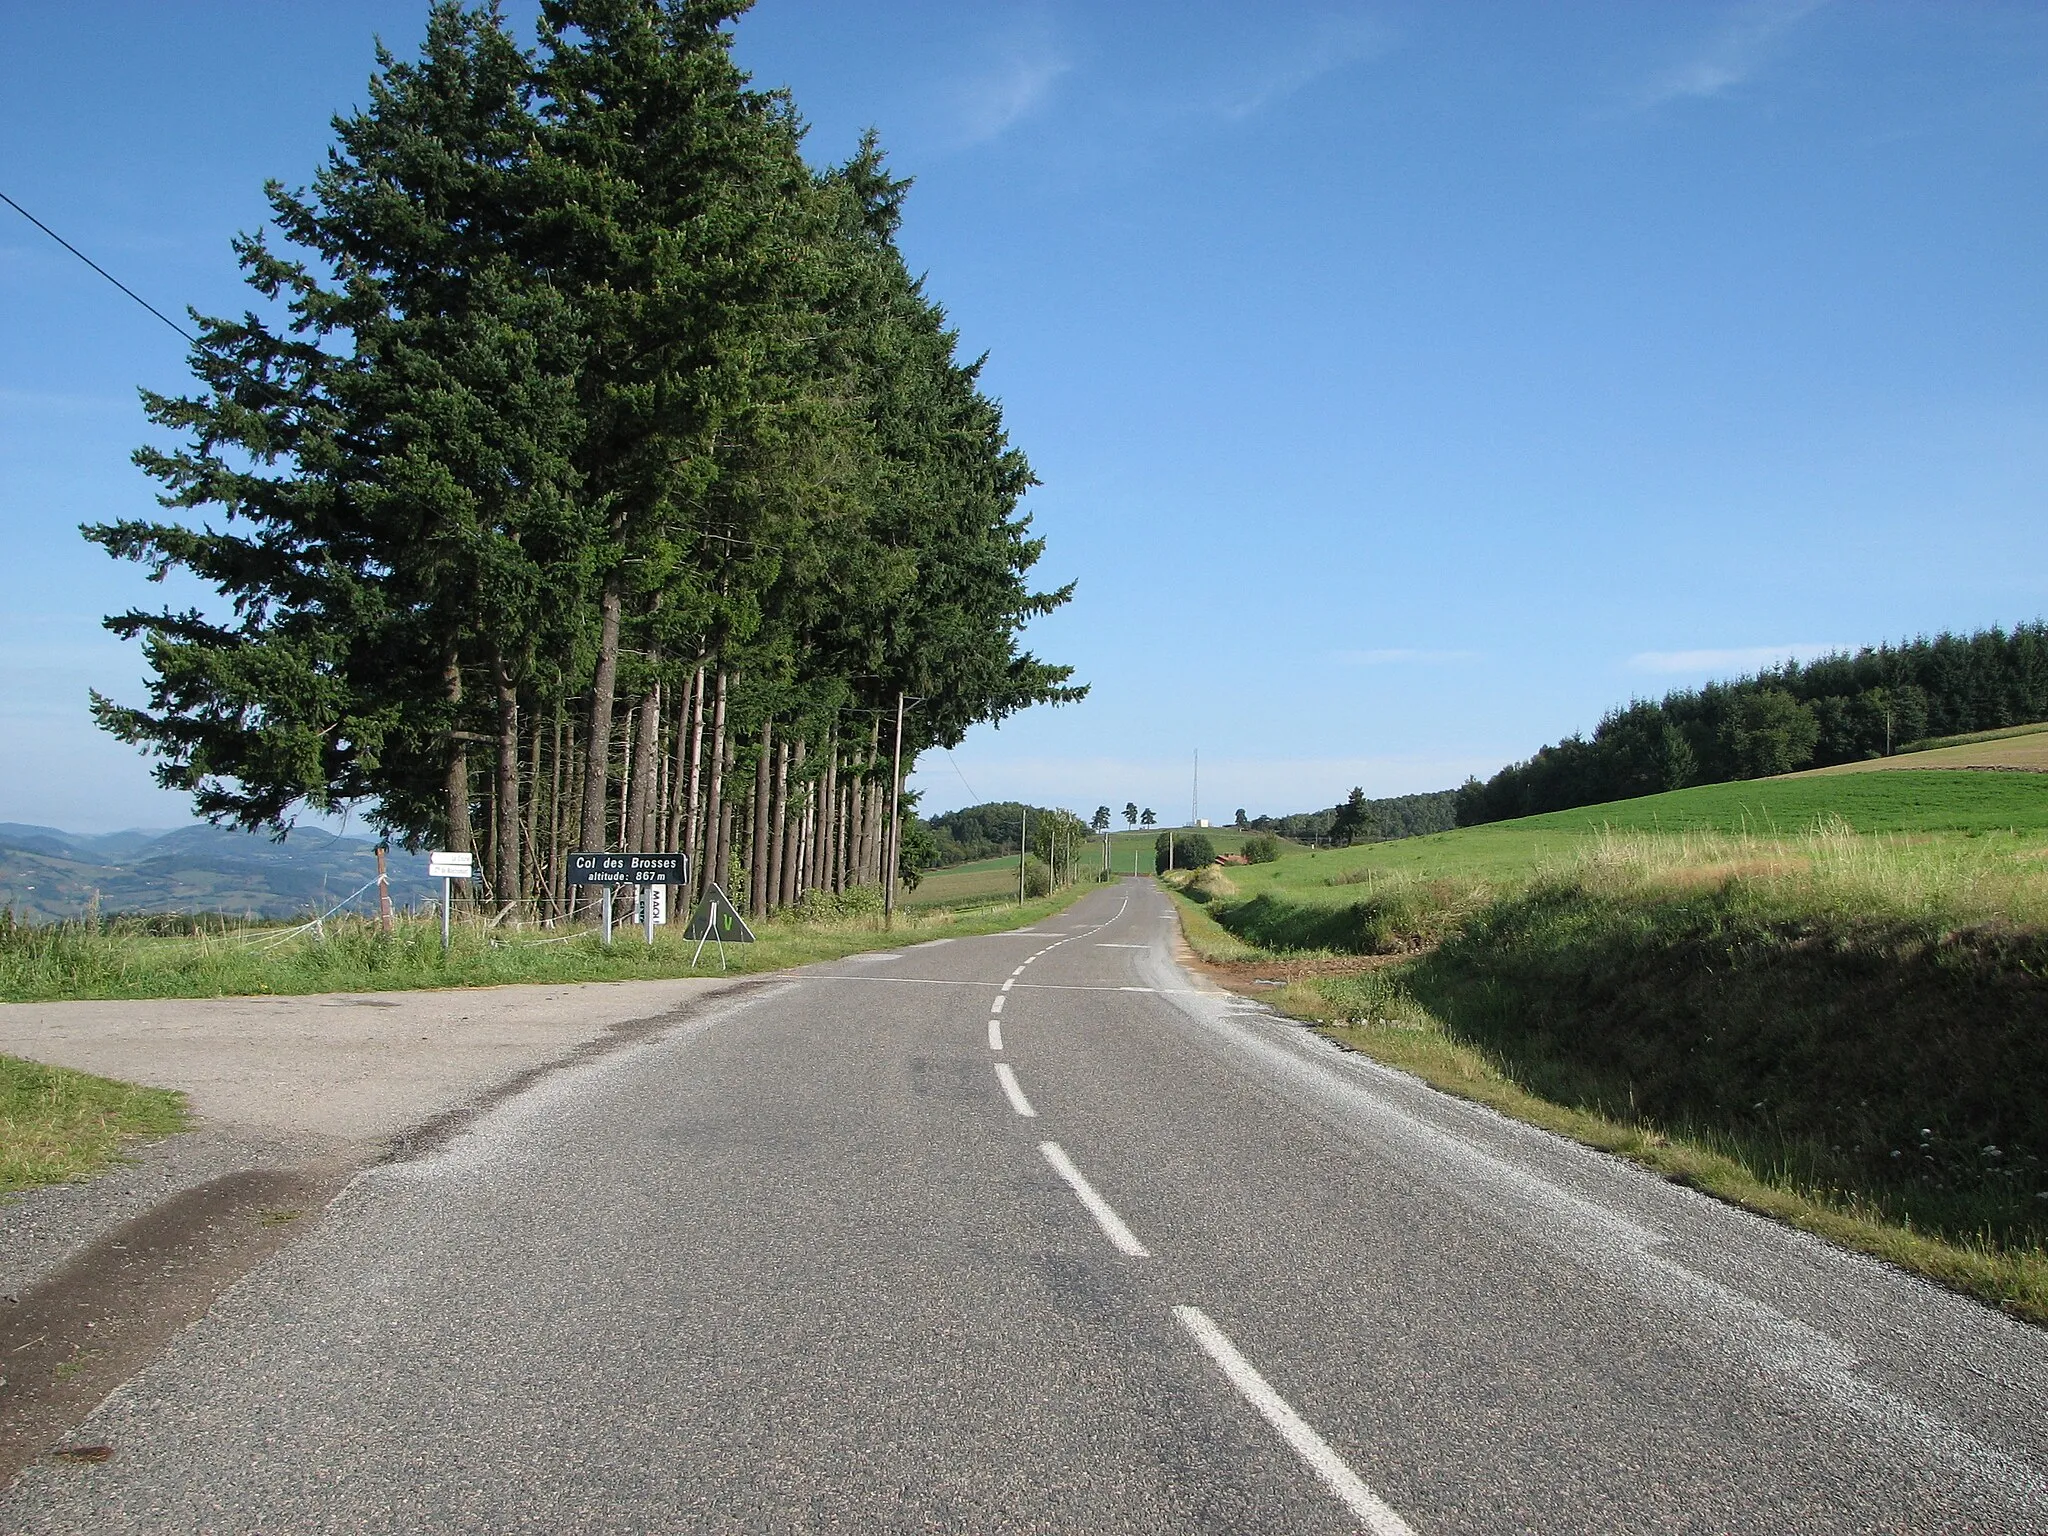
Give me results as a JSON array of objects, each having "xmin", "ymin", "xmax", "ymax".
[
  {"xmin": 427, "ymin": 851, "xmax": 474, "ymax": 952},
  {"xmin": 568, "ymin": 853, "xmax": 687, "ymax": 947}
]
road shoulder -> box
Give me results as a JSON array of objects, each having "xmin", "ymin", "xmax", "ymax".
[{"xmin": 0, "ymin": 973, "xmax": 760, "ymax": 1484}]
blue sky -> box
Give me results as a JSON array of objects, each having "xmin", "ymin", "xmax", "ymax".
[{"xmin": 2, "ymin": 1, "xmax": 2043, "ymax": 833}]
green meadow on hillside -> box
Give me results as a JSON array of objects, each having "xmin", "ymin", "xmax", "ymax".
[{"xmin": 1174, "ymin": 769, "xmax": 2048, "ymax": 1321}]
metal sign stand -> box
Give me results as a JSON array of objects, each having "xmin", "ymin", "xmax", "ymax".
[
  {"xmin": 687, "ymin": 882, "xmax": 754, "ymax": 972},
  {"xmin": 567, "ymin": 852, "xmax": 686, "ymax": 949},
  {"xmin": 427, "ymin": 851, "xmax": 474, "ymax": 952}
]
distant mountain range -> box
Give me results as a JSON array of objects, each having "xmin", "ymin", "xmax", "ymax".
[{"xmin": 0, "ymin": 823, "xmax": 440, "ymax": 922}]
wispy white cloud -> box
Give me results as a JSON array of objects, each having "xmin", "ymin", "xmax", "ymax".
[
  {"xmin": 1216, "ymin": 13, "xmax": 1393, "ymax": 121},
  {"xmin": 1635, "ymin": 0, "xmax": 1829, "ymax": 109},
  {"xmin": 1627, "ymin": 643, "xmax": 1843, "ymax": 674},
  {"xmin": 1331, "ymin": 648, "xmax": 1480, "ymax": 666},
  {"xmin": 950, "ymin": 21, "xmax": 1070, "ymax": 144}
]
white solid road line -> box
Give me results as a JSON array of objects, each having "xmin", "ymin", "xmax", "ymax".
[
  {"xmin": 1037, "ymin": 1142, "xmax": 1151, "ymax": 1258},
  {"xmin": 1174, "ymin": 1307, "xmax": 1418, "ymax": 1536},
  {"xmin": 988, "ymin": 1018, "xmax": 1003, "ymax": 1051},
  {"xmin": 994, "ymin": 1062, "xmax": 1037, "ymax": 1117}
]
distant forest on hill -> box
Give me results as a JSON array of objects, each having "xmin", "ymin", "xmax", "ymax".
[
  {"xmin": 1243, "ymin": 791, "xmax": 1459, "ymax": 844},
  {"xmin": 1456, "ymin": 623, "xmax": 2048, "ymax": 827},
  {"xmin": 923, "ymin": 789, "xmax": 1461, "ymax": 866},
  {"xmin": 924, "ymin": 803, "xmax": 1059, "ymax": 865}
]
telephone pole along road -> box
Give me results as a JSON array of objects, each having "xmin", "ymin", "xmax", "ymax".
[{"xmin": 5, "ymin": 881, "xmax": 2046, "ymax": 1532}]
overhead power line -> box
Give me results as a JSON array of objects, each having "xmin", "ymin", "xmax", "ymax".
[{"xmin": 0, "ymin": 187, "xmax": 197, "ymax": 344}]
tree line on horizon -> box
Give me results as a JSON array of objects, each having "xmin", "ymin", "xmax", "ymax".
[
  {"xmin": 86, "ymin": 1, "xmax": 1080, "ymax": 923},
  {"xmin": 1454, "ymin": 622, "xmax": 2048, "ymax": 827},
  {"xmin": 1240, "ymin": 790, "xmax": 1459, "ymax": 845}
]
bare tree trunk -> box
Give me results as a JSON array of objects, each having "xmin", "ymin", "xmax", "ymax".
[
  {"xmin": 799, "ymin": 793, "xmax": 814, "ymax": 903},
  {"xmin": 547, "ymin": 707, "xmax": 565, "ymax": 918},
  {"xmin": 716, "ymin": 793, "xmax": 734, "ymax": 903},
  {"xmin": 835, "ymin": 778, "xmax": 849, "ymax": 894},
  {"xmin": 681, "ymin": 666, "xmax": 705, "ymax": 865},
  {"xmin": 627, "ymin": 680, "xmax": 660, "ymax": 853},
  {"xmin": 701, "ymin": 670, "xmax": 728, "ymax": 898},
  {"xmin": 853, "ymin": 776, "xmax": 871, "ymax": 888},
  {"xmin": 782, "ymin": 737, "xmax": 806, "ymax": 908},
  {"xmin": 749, "ymin": 723, "xmax": 773, "ymax": 917},
  {"xmin": 869, "ymin": 781, "xmax": 886, "ymax": 884},
  {"xmin": 671, "ymin": 664, "xmax": 701, "ymax": 855},
  {"xmin": 812, "ymin": 729, "xmax": 834, "ymax": 892},
  {"xmin": 768, "ymin": 736, "xmax": 790, "ymax": 912},
  {"xmin": 442, "ymin": 646, "xmax": 473, "ymax": 915},
  {"xmin": 579, "ymin": 572, "xmax": 623, "ymax": 858},
  {"xmin": 532, "ymin": 712, "xmax": 548, "ymax": 913},
  {"xmin": 493, "ymin": 648, "xmax": 520, "ymax": 912}
]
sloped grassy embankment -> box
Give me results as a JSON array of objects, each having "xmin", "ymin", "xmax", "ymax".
[{"xmin": 1174, "ymin": 773, "xmax": 2048, "ymax": 1322}]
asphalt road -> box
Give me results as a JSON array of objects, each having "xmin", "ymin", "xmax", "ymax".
[{"xmin": 5, "ymin": 878, "xmax": 2046, "ymax": 1532}]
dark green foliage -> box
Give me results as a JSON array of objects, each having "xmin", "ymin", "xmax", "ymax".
[
  {"xmin": 896, "ymin": 817, "xmax": 940, "ymax": 890},
  {"xmin": 85, "ymin": 0, "xmax": 1082, "ymax": 878},
  {"xmin": 1727, "ymin": 690, "xmax": 1820, "ymax": 778},
  {"xmin": 1248, "ymin": 790, "xmax": 1458, "ymax": 844},
  {"xmin": 1155, "ymin": 831, "xmax": 1215, "ymax": 872},
  {"xmin": 1240, "ymin": 834, "xmax": 1281, "ymax": 864},
  {"xmin": 1328, "ymin": 787, "xmax": 1376, "ymax": 846},
  {"xmin": 1404, "ymin": 884, "xmax": 2048, "ymax": 1246},
  {"xmin": 1457, "ymin": 624, "xmax": 2048, "ymax": 827},
  {"xmin": 922, "ymin": 801, "xmax": 1056, "ymax": 865}
]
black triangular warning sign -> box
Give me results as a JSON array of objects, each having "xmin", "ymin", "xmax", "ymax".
[{"xmin": 684, "ymin": 882, "xmax": 755, "ymax": 943}]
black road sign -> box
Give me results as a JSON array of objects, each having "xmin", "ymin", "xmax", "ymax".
[
  {"xmin": 568, "ymin": 852, "xmax": 687, "ymax": 885},
  {"xmin": 684, "ymin": 883, "xmax": 755, "ymax": 943}
]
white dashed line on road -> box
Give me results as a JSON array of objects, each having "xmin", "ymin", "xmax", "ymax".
[
  {"xmin": 990, "ymin": 994, "xmax": 1005, "ymax": 1013},
  {"xmin": 994, "ymin": 1062, "xmax": 1036, "ymax": 1117},
  {"xmin": 1174, "ymin": 1307, "xmax": 1417, "ymax": 1535},
  {"xmin": 1037, "ymin": 1142, "xmax": 1150, "ymax": 1258},
  {"xmin": 988, "ymin": 1018, "xmax": 1002, "ymax": 1051},
  {"xmin": 1001, "ymin": 978, "xmax": 1015, "ymax": 991}
]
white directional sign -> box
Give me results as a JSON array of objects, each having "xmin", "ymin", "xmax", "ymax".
[{"xmin": 428, "ymin": 851, "xmax": 474, "ymax": 879}]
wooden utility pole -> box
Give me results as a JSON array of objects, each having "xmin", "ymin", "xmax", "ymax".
[{"xmin": 375, "ymin": 845, "xmax": 394, "ymax": 935}]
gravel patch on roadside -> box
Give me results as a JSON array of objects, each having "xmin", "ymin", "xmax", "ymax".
[{"xmin": 0, "ymin": 1125, "xmax": 338, "ymax": 1303}]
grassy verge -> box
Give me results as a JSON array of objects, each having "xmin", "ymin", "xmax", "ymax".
[
  {"xmin": 2, "ymin": 1054, "xmax": 188, "ymax": 1195},
  {"xmin": 0, "ymin": 885, "xmax": 1095, "ymax": 1004},
  {"xmin": 1165, "ymin": 795, "xmax": 2048, "ymax": 1323}
]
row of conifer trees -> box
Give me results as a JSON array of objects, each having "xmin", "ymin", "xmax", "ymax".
[
  {"xmin": 87, "ymin": 1, "xmax": 1080, "ymax": 920},
  {"xmin": 1455, "ymin": 623, "xmax": 2048, "ymax": 826}
]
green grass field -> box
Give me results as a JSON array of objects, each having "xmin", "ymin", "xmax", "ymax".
[
  {"xmin": 0, "ymin": 881, "xmax": 1097, "ymax": 1005},
  {"xmin": 1199, "ymin": 769, "xmax": 2048, "ymax": 901},
  {"xmin": 1, "ymin": 1055, "xmax": 188, "ymax": 1195},
  {"xmin": 918, "ymin": 826, "xmax": 1295, "ymax": 889},
  {"xmin": 1171, "ymin": 768, "xmax": 2048, "ymax": 1321}
]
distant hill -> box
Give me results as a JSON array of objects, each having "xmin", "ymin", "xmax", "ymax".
[{"xmin": 0, "ymin": 823, "xmax": 438, "ymax": 922}]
